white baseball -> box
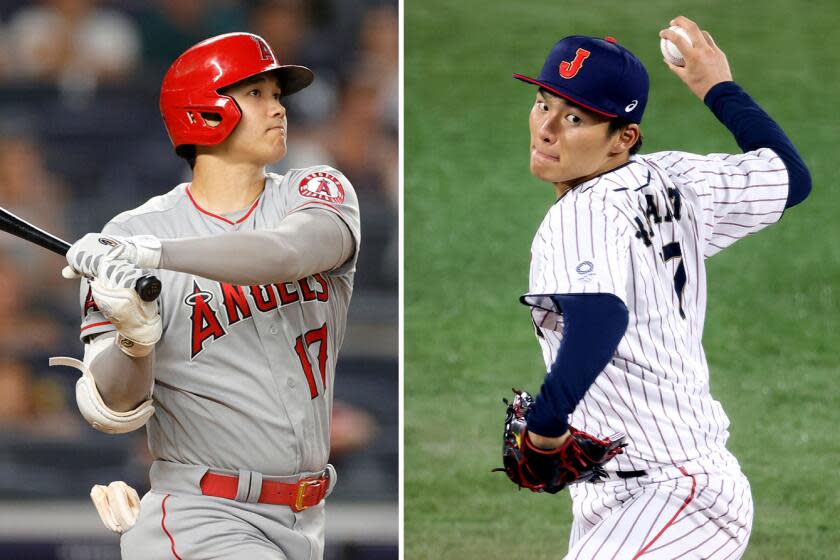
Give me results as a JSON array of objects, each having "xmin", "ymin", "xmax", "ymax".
[{"xmin": 660, "ymin": 25, "xmax": 692, "ymax": 67}]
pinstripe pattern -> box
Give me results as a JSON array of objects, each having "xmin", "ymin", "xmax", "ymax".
[
  {"xmin": 566, "ymin": 461, "xmax": 753, "ymax": 559},
  {"xmin": 524, "ymin": 149, "xmax": 787, "ymax": 469},
  {"xmin": 523, "ymin": 149, "xmax": 784, "ymax": 558}
]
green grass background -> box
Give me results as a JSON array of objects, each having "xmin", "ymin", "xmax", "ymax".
[{"xmin": 405, "ymin": 1, "xmax": 840, "ymax": 558}]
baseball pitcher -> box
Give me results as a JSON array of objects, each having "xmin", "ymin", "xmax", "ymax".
[{"xmin": 497, "ymin": 16, "xmax": 811, "ymax": 559}]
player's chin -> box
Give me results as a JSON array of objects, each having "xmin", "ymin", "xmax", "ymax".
[
  {"xmin": 529, "ymin": 157, "xmax": 562, "ymax": 183},
  {"xmin": 260, "ymin": 142, "xmax": 287, "ymax": 165}
]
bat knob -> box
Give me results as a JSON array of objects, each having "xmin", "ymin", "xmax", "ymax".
[{"xmin": 136, "ymin": 275, "xmax": 162, "ymax": 302}]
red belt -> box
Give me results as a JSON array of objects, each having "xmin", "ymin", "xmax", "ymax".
[{"xmin": 199, "ymin": 472, "xmax": 329, "ymax": 512}]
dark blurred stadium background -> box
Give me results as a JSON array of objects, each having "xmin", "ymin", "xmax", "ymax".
[{"xmin": 0, "ymin": 1, "xmax": 397, "ymax": 558}]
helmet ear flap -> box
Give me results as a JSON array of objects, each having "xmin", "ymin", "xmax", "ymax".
[
  {"xmin": 212, "ymin": 93, "xmax": 242, "ymax": 141},
  {"xmin": 166, "ymin": 94, "xmax": 242, "ymax": 153}
]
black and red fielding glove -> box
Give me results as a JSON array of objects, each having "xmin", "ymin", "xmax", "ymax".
[{"xmin": 494, "ymin": 389, "xmax": 627, "ymax": 494}]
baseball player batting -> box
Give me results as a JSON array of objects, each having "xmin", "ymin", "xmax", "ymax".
[
  {"xmin": 497, "ymin": 16, "xmax": 811, "ymax": 559},
  {"xmin": 50, "ymin": 32, "xmax": 360, "ymax": 559}
]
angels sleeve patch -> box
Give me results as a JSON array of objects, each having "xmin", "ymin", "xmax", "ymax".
[{"xmin": 299, "ymin": 172, "xmax": 346, "ymax": 203}]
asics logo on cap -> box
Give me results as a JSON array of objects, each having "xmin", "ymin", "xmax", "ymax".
[
  {"xmin": 625, "ymin": 100, "xmax": 639, "ymax": 112},
  {"xmin": 558, "ymin": 48, "xmax": 591, "ymax": 79}
]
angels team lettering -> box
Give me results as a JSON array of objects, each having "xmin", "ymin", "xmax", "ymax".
[
  {"xmin": 83, "ymin": 287, "xmax": 100, "ymax": 316},
  {"xmin": 186, "ymin": 274, "xmax": 330, "ymax": 358}
]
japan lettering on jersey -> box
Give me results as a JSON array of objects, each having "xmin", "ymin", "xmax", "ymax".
[
  {"xmin": 77, "ymin": 165, "xmax": 360, "ymax": 475},
  {"xmin": 522, "ymin": 148, "xmax": 788, "ymax": 471}
]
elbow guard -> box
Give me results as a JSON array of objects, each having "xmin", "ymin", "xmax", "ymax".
[{"xmin": 48, "ymin": 356, "xmax": 155, "ymax": 434}]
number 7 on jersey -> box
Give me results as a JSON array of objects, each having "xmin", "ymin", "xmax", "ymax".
[
  {"xmin": 293, "ymin": 323, "xmax": 329, "ymax": 398},
  {"xmin": 662, "ymin": 241, "xmax": 686, "ymax": 319}
]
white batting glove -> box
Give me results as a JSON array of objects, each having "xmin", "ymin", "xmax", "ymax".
[
  {"xmin": 63, "ymin": 233, "xmax": 162, "ymax": 280},
  {"xmin": 63, "ymin": 233, "xmax": 117, "ymax": 280},
  {"xmin": 105, "ymin": 234, "xmax": 162, "ymax": 269},
  {"xmin": 90, "ymin": 481, "xmax": 141, "ymax": 534},
  {"xmin": 91, "ymin": 260, "xmax": 162, "ymax": 357}
]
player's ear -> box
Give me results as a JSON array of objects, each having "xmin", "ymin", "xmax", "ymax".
[{"xmin": 611, "ymin": 123, "xmax": 640, "ymax": 155}]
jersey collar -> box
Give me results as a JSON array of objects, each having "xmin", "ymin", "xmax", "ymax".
[
  {"xmin": 185, "ymin": 184, "xmax": 262, "ymax": 225},
  {"xmin": 562, "ymin": 156, "xmax": 644, "ymax": 198}
]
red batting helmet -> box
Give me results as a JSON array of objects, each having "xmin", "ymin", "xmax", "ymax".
[{"xmin": 160, "ymin": 32, "xmax": 314, "ymax": 154}]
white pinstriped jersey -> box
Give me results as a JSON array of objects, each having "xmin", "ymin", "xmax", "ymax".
[{"xmin": 523, "ymin": 148, "xmax": 788, "ymax": 471}]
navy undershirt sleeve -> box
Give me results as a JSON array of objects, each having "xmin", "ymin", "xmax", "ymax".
[
  {"xmin": 704, "ymin": 81, "xmax": 811, "ymax": 208},
  {"xmin": 526, "ymin": 293, "xmax": 629, "ymax": 437}
]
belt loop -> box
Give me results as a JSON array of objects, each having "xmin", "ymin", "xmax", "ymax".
[
  {"xmin": 235, "ymin": 470, "xmax": 253, "ymax": 502},
  {"xmin": 324, "ymin": 464, "xmax": 337, "ymax": 498},
  {"xmin": 246, "ymin": 471, "xmax": 263, "ymax": 503}
]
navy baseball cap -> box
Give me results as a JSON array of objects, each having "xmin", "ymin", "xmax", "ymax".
[{"xmin": 513, "ymin": 35, "xmax": 649, "ymax": 124}]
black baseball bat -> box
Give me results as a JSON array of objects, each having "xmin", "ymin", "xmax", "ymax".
[{"xmin": 0, "ymin": 206, "xmax": 161, "ymax": 302}]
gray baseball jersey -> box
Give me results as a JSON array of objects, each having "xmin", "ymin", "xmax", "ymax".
[{"xmin": 79, "ymin": 165, "xmax": 360, "ymax": 477}]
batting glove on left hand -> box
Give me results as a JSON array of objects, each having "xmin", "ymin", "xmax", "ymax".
[
  {"xmin": 90, "ymin": 260, "xmax": 162, "ymax": 357},
  {"xmin": 63, "ymin": 233, "xmax": 162, "ymax": 279}
]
